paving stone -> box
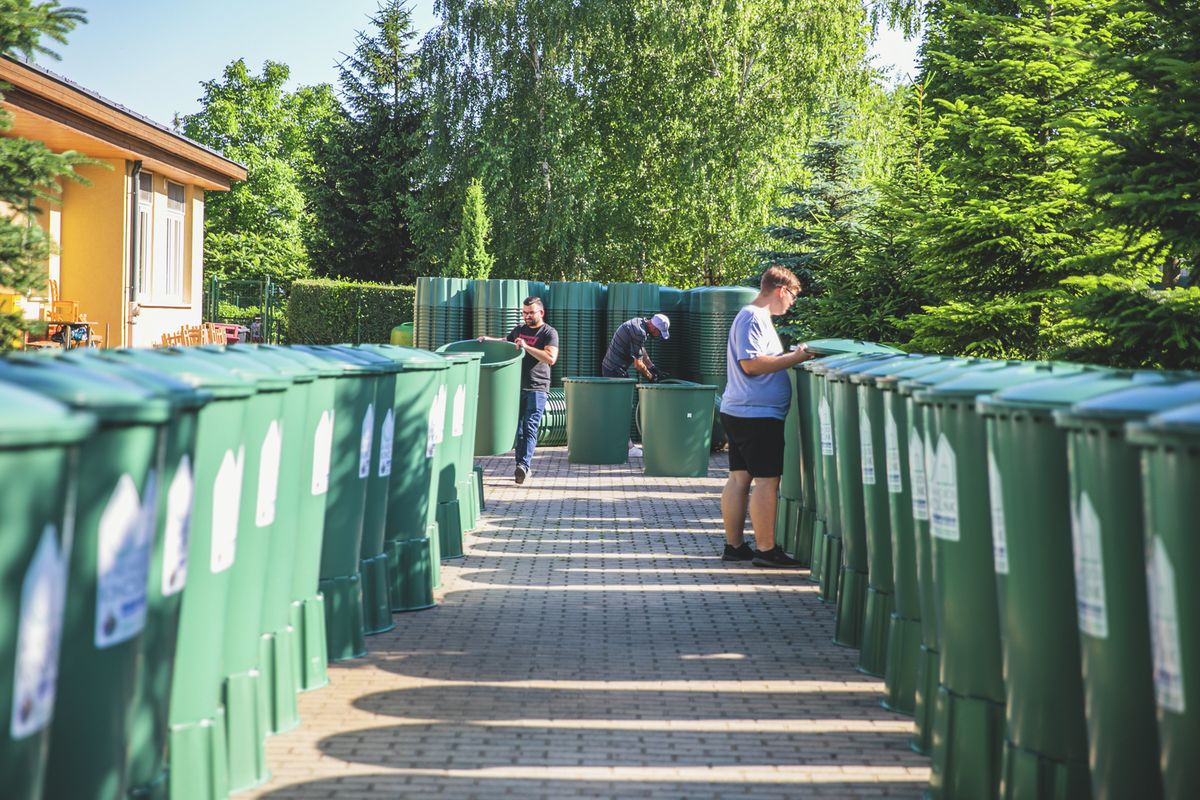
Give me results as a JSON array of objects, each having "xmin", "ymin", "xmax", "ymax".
[{"xmin": 249, "ymin": 447, "xmax": 929, "ymax": 799}]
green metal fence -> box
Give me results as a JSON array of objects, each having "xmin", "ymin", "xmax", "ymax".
[{"xmin": 203, "ymin": 277, "xmax": 287, "ymax": 343}]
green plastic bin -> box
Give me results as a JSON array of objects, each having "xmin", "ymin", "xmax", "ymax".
[
  {"xmin": 896, "ymin": 358, "xmax": 1005, "ymax": 754},
  {"xmin": 980, "ymin": 370, "xmax": 1166, "ymax": 799},
  {"xmin": 1128, "ymin": 400, "xmax": 1200, "ymax": 798},
  {"xmin": 1056, "ymin": 380, "xmax": 1200, "ymax": 800},
  {"xmin": 291, "ymin": 346, "xmax": 385, "ymax": 662},
  {"xmin": 390, "ymin": 322, "xmax": 414, "ymax": 347},
  {"xmin": 826, "ymin": 355, "xmax": 909, "ymax": 655},
  {"xmin": 332, "ymin": 346, "xmax": 404, "ymax": 638},
  {"xmin": 0, "ymin": 356, "xmax": 170, "ymax": 800},
  {"xmin": 915, "ymin": 363, "xmax": 1091, "ymax": 797},
  {"xmin": 636, "ymin": 382, "xmax": 717, "ymax": 477},
  {"xmin": 0, "ymin": 382, "xmax": 95, "ymax": 800},
  {"xmin": 775, "ymin": 367, "xmax": 805, "ymax": 561},
  {"xmin": 438, "ymin": 340, "xmax": 522, "ymax": 457},
  {"xmin": 357, "ymin": 345, "xmax": 450, "ymax": 612},
  {"xmin": 434, "ymin": 354, "xmax": 474, "ymax": 559},
  {"xmin": 185, "ymin": 346, "xmax": 294, "ymax": 793},
  {"xmin": 564, "ymin": 377, "xmax": 639, "ymax": 464},
  {"xmin": 851, "ymin": 355, "xmax": 960, "ymax": 713},
  {"xmin": 60, "ymin": 350, "xmax": 213, "ymax": 798},
  {"xmin": 108, "ymin": 347, "xmax": 254, "ymax": 800}
]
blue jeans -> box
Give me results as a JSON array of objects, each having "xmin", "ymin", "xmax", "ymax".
[{"xmin": 515, "ymin": 390, "xmax": 547, "ymax": 470}]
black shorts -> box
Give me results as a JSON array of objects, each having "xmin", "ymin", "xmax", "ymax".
[{"xmin": 720, "ymin": 413, "xmax": 785, "ymax": 478}]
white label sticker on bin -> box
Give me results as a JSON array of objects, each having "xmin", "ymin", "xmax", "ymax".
[
  {"xmin": 11, "ymin": 524, "xmax": 68, "ymax": 740},
  {"xmin": 909, "ymin": 426, "xmax": 928, "ymax": 521},
  {"xmin": 161, "ymin": 454, "xmax": 193, "ymax": 597},
  {"xmin": 930, "ymin": 434, "xmax": 960, "ymax": 542},
  {"xmin": 311, "ymin": 409, "xmax": 334, "ymax": 496},
  {"xmin": 379, "ymin": 408, "xmax": 395, "ymax": 477},
  {"xmin": 95, "ymin": 473, "xmax": 151, "ymax": 648},
  {"xmin": 211, "ymin": 446, "xmax": 244, "ymax": 573},
  {"xmin": 452, "ymin": 385, "xmax": 466, "ymax": 438},
  {"xmin": 1072, "ymin": 492, "xmax": 1108, "ymax": 638},
  {"xmin": 860, "ymin": 406, "xmax": 876, "ymax": 485},
  {"xmin": 988, "ymin": 449, "xmax": 1009, "ymax": 575},
  {"xmin": 819, "ymin": 396, "xmax": 834, "ymax": 456},
  {"xmin": 359, "ymin": 403, "xmax": 375, "ymax": 479},
  {"xmin": 1149, "ymin": 536, "xmax": 1186, "ymax": 714},
  {"xmin": 256, "ymin": 420, "xmax": 282, "ymax": 527},
  {"xmin": 427, "ymin": 385, "xmax": 446, "ymax": 458},
  {"xmin": 885, "ymin": 406, "xmax": 903, "ymax": 494}
]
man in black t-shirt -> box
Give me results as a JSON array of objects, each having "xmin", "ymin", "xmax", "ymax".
[{"xmin": 477, "ymin": 296, "xmax": 559, "ymax": 483}]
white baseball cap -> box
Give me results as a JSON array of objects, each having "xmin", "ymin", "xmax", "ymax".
[{"xmin": 650, "ymin": 313, "xmax": 670, "ymax": 340}]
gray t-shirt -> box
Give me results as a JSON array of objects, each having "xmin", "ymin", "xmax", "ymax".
[{"xmin": 721, "ymin": 303, "xmax": 790, "ymax": 420}]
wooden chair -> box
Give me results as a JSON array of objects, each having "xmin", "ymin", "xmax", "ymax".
[
  {"xmin": 204, "ymin": 322, "xmax": 228, "ymax": 344},
  {"xmin": 46, "ymin": 279, "xmax": 80, "ymax": 323}
]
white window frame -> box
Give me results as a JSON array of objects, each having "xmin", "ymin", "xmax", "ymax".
[
  {"xmin": 135, "ymin": 171, "xmax": 153, "ymax": 303},
  {"xmin": 161, "ymin": 180, "xmax": 186, "ymax": 304}
]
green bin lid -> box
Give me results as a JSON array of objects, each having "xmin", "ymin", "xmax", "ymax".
[
  {"xmin": 825, "ymin": 354, "xmax": 911, "ymax": 382},
  {"xmin": 847, "ymin": 354, "xmax": 945, "ymax": 384},
  {"xmin": 803, "ymin": 339, "xmax": 905, "ymax": 357},
  {"xmin": 227, "ymin": 343, "xmax": 319, "ymax": 383},
  {"xmin": 976, "ymin": 368, "xmax": 1159, "ymax": 415},
  {"xmin": 897, "ymin": 359, "xmax": 1011, "ymax": 397},
  {"xmin": 357, "ymin": 344, "xmax": 450, "ymax": 371},
  {"xmin": 60, "ymin": 350, "xmax": 213, "ymax": 411},
  {"xmin": 636, "ymin": 383, "xmax": 718, "ymax": 392},
  {"xmin": 563, "ymin": 377, "xmax": 637, "ymax": 385},
  {"xmin": 1055, "ymin": 379, "xmax": 1200, "ymax": 430},
  {"xmin": 108, "ymin": 348, "xmax": 255, "ymax": 400},
  {"xmin": 917, "ymin": 362, "xmax": 1087, "ymax": 407},
  {"xmin": 255, "ymin": 345, "xmax": 342, "ymax": 378},
  {"xmin": 186, "ymin": 345, "xmax": 294, "ymax": 391},
  {"xmin": 1128, "ymin": 400, "xmax": 1200, "ymax": 445},
  {"xmin": 873, "ymin": 357, "xmax": 978, "ymax": 390},
  {"xmin": 0, "ymin": 356, "xmax": 171, "ymax": 425},
  {"xmin": 329, "ymin": 344, "xmax": 403, "ymax": 373},
  {"xmin": 0, "ymin": 380, "xmax": 96, "ymax": 448},
  {"xmin": 804, "ymin": 352, "xmax": 877, "ymax": 376},
  {"xmin": 292, "ymin": 345, "xmax": 391, "ymax": 375}
]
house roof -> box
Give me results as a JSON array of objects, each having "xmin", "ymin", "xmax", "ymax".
[{"xmin": 0, "ymin": 56, "xmax": 247, "ymax": 191}]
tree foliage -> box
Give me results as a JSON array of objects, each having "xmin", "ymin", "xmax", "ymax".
[
  {"xmin": 0, "ymin": 0, "xmax": 87, "ymax": 349},
  {"xmin": 307, "ymin": 0, "xmax": 425, "ymax": 283},
  {"xmin": 180, "ymin": 59, "xmax": 341, "ymax": 283}
]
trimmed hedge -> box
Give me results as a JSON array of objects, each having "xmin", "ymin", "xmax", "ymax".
[{"xmin": 287, "ymin": 278, "xmax": 415, "ymax": 344}]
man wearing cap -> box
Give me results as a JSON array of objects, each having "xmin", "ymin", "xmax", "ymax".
[{"xmin": 601, "ymin": 313, "xmax": 670, "ymax": 381}]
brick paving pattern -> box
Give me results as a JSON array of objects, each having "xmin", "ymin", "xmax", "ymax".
[{"xmin": 251, "ymin": 447, "xmax": 930, "ymax": 799}]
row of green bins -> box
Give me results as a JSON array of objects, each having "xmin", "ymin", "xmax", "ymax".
[
  {"xmin": 896, "ymin": 358, "xmax": 1003, "ymax": 754},
  {"xmin": 1059, "ymin": 379, "xmax": 1200, "ymax": 799},
  {"xmin": 546, "ymin": 281, "xmax": 606, "ymax": 387},
  {"xmin": 439, "ymin": 340, "xmax": 522, "ymax": 457},
  {"xmin": 636, "ymin": 381, "xmax": 718, "ymax": 477},
  {"xmin": 978, "ymin": 369, "xmax": 1165, "ymax": 799},
  {"xmin": 0, "ymin": 355, "xmax": 171, "ymax": 799},
  {"xmin": 564, "ymin": 377, "xmax": 639, "ymax": 464},
  {"xmin": 1128, "ymin": 396, "xmax": 1200, "ymax": 798},
  {"xmin": 360, "ymin": 345, "xmax": 449, "ymax": 611},
  {"xmin": 914, "ymin": 362, "xmax": 1083, "ymax": 796},
  {"xmin": 775, "ymin": 366, "xmax": 807, "ymax": 562},
  {"xmin": 826, "ymin": 354, "xmax": 909, "ymax": 656},
  {"xmin": 850, "ymin": 355, "xmax": 960, "ymax": 715},
  {"xmin": 0, "ymin": 379, "xmax": 96, "ymax": 800},
  {"xmin": 60, "ymin": 350, "xmax": 215, "ymax": 798},
  {"xmin": 471, "ymin": 279, "xmax": 532, "ymax": 341},
  {"xmin": 431, "ymin": 352, "xmax": 482, "ymax": 559},
  {"xmin": 537, "ymin": 388, "xmax": 568, "ymax": 446},
  {"xmin": 414, "ymin": 276, "xmax": 470, "ymax": 350}
]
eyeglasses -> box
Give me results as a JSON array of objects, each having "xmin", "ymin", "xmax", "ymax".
[{"xmin": 780, "ymin": 286, "xmax": 798, "ymax": 301}]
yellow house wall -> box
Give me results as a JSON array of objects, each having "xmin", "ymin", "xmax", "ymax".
[{"xmin": 59, "ymin": 159, "xmax": 126, "ymax": 346}]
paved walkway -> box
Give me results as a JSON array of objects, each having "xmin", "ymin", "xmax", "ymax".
[{"xmin": 251, "ymin": 448, "xmax": 929, "ymax": 799}]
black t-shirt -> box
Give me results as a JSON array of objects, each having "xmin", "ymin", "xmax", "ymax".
[{"xmin": 507, "ymin": 323, "xmax": 559, "ymax": 391}]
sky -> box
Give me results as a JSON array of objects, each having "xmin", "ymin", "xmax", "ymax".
[{"xmin": 36, "ymin": 1, "xmax": 920, "ymax": 128}]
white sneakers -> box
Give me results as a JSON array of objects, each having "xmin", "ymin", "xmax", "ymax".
[{"xmin": 627, "ymin": 446, "xmax": 643, "ymax": 458}]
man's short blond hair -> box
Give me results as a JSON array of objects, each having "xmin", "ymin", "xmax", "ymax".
[{"xmin": 760, "ymin": 265, "xmax": 801, "ymax": 293}]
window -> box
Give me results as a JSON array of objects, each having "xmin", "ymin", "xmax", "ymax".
[
  {"xmin": 136, "ymin": 172, "xmax": 153, "ymax": 301},
  {"xmin": 163, "ymin": 181, "xmax": 185, "ymax": 302}
]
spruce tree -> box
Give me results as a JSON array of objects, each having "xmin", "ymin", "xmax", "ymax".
[
  {"xmin": 447, "ymin": 178, "xmax": 494, "ymax": 280},
  {"xmin": 902, "ymin": 0, "xmax": 1144, "ymax": 358},
  {"xmin": 307, "ymin": 0, "xmax": 423, "ymax": 283},
  {"xmin": 0, "ymin": 1, "xmax": 86, "ymax": 349}
]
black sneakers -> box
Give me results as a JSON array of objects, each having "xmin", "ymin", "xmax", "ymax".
[
  {"xmin": 752, "ymin": 546, "xmax": 804, "ymax": 569},
  {"xmin": 722, "ymin": 542, "xmax": 756, "ymax": 562},
  {"xmin": 515, "ymin": 465, "xmax": 530, "ymax": 484}
]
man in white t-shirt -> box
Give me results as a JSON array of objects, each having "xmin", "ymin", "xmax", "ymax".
[{"xmin": 720, "ymin": 265, "xmax": 816, "ymax": 567}]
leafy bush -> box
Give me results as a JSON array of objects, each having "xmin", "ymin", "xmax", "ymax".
[{"xmin": 287, "ymin": 278, "xmax": 414, "ymax": 344}]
